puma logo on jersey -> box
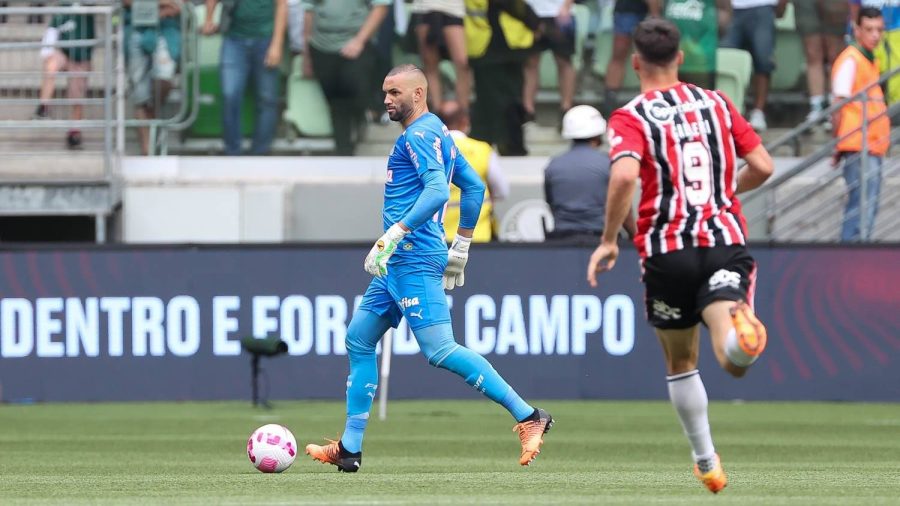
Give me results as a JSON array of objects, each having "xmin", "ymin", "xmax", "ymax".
[
  {"xmin": 408, "ymin": 309, "xmax": 424, "ymax": 320},
  {"xmin": 413, "ymin": 131, "xmax": 426, "ymax": 139}
]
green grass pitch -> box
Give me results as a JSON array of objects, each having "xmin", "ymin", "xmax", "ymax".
[{"xmin": 1, "ymin": 400, "xmax": 898, "ymax": 505}]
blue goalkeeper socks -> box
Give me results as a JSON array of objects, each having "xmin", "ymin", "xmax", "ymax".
[
  {"xmin": 415, "ymin": 324, "xmax": 535, "ymax": 422},
  {"xmin": 340, "ymin": 310, "xmax": 390, "ymax": 454},
  {"xmin": 341, "ymin": 414, "xmax": 369, "ymax": 454}
]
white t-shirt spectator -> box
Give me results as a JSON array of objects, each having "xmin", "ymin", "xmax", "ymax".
[
  {"xmin": 411, "ymin": 0, "xmax": 465, "ymax": 18},
  {"xmin": 526, "ymin": 0, "xmax": 567, "ymax": 18},
  {"xmin": 731, "ymin": 0, "xmax": 777, "ymax": 9},
  {"xmin": 832, "ymin": 57, "xmax": 857, "ymax": 99}
]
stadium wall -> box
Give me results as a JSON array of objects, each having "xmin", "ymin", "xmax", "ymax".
[
  {"xmin": 0, "ymin": 244, "xmax": 897, "ymax": 403},
  {"xmin": 120, "ymin": 156, "xmax": 807, "ymax": 242}
]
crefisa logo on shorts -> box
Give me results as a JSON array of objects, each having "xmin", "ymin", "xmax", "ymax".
[{"xmin": 399, "ymin": 297, "xmax": 420, "ymax": 309}]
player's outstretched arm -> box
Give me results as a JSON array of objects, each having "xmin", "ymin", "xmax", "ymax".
[
  {"xmin": 736, "ymin": 145, "xmax": 774, "ymax": 194},
  {"xmin": 587, "ymin": 157, "xmax": 639, "ymax": 287}
]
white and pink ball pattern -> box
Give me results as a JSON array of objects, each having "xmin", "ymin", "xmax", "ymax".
[{"xmin": 247, "ymin": 424, "xmax": 297, "ymax": 473}]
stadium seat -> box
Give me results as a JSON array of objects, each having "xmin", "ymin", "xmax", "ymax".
[
  {"xmin": 772, "ymin": 3, "xmax": 806, "ymax": 91},
  {"xmin": 538, "ymin": 4, "xmax": 591, "ymax": 90},
  {"xmin": 283, "ymin": 55, "xmax": 332, "ymax": 137},
  {"xmin": 716, "ymin": 48, "xmax": 752, "ymax": 113},
  {"xmin": 590, "ymin": 29, "xmax": 640, "ymax": 90}
]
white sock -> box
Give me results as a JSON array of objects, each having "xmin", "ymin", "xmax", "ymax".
[
  {"xmin": 667, "ymin": 370, "xmax": 715, "ymax": 461},
  {"xmin": 725, "ymin": 327, "xmax": 758, "ymax": 367},
  {"xmin": 809, "ymin": 95, "xmax": 825, "ymax": 111}
]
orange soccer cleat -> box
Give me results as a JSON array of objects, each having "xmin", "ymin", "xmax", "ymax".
[
  {"xmin": 730, "ymin": 301, "xmax": 768, "ymax": 359},
  {"xmin": 694, "ymin": 453, "xmax": 728, "ymax": 493},
  {"xmin": 513, "ymin": 408, "xmax": 554, "ymax": 466},
  {"xmin": 305, "ymin": 439, "xmax": 362, "ymax": 473}
]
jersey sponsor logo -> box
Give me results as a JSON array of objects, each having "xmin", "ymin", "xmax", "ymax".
[
  {"xmin": 432, "ymin": 136, "xmax": 443, "ymax": 164},
  {"xmin": 652, "ymin": 299, "xmax": 682, "ymax": 321},
  {"xmin": 644, "ymin": 97, "xmax": 717, "ymax": 125},
  {"xmin": 666, "ymin": 0, "xmax": 704, "ymax": 21},
  {"xmin": 405, "ymin": 142, "xmax": 419, "ymax": 169},
  {"xmin": 399, "ymin": 296, "xmax": 420, "ymax": 309},
  {"xmin": 708, "ymin": 269, "xmax": 742, "ymax": 291}
]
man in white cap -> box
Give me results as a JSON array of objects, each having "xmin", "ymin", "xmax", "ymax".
[{"xmin": 543, "ymin": 105, "xmax": 636, "ymax": 244}]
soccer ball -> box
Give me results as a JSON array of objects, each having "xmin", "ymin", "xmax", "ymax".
[{"xmin": 247, "ymin": 424, "xmax": 297, "ymax": 473}]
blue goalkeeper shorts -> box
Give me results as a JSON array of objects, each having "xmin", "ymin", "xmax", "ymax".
[{"xmin": 358, "ymin": 253, "xmax": 450, "ymax": 331}]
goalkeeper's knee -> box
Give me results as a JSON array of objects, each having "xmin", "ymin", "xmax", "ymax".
[
  {"xmin": 346, "ymin": 314, "xmax": 379, "ymax": 360},
  {"xmin": 415, "ymin": 323, "xmax": 458, "ymax": 367}
]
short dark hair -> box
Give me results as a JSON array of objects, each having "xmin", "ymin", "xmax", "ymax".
[
  {"xmin": 386, "ymin": 63, "xmax": 425, "ymax": 78},
  {"xmin": 858, "ymin": 6, "xmax": 883, "ymax": 25},
  {"xmin": 633, "ymin": 18, "xmax": 681, "ymax": 66}
]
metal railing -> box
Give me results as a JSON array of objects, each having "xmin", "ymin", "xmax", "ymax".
[
  {"xmin": 0, "ymin": 0, "xmax": 199, "ymax": 166},
  {"xmin": 743, "ymin": 64, "xmax": 900, "ymax": 243},
  {"xmin": 0, "ymin": 1, "xmax": 120, "ymax": 179}
]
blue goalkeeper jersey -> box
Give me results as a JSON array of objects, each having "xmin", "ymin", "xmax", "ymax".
[{"xmin": 385, "ymin": 112, "xmax": 471, "ymax": 257}]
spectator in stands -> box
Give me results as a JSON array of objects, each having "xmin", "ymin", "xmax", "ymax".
[
  {"xmin": 832, "ymin": 6, "xmax": 888, "ymax": 242},
  {"xmin": 794, "ymin": 0, "xmax": 848, "ymax": 126},
  {"xmin": 301, "ymin": 0, "xmax": 391, "ymax": 155},
  {"xmin": 543, "ymin": 105, "xmax": 635, "ymax": 244},
  {"xmin": 35, "ymin": 5, "xmax": 95, "ymax": 150},
  {"xmin": 125, "ymin": 0, "xmax": 182, "ymax": 156},
  {"xmin": 721, "ymin": 0, "xmax": 787, "ymax": 131},
  {"xmin": 287, "ymin": 0, "xmax": 305, "ymax": 55},
  {"xmin": 605, "ymin": 1, "xmax": 661, "ymax": 115},
  {"xmin": 438, "ymin": 100, "xmax": 510, "ymax": 242},
  {"xmin": 664, "ymin": 0, "xmax": 731, "ymax": 89},
  {"xmin": 522, "ymin": 0, "xmax": 576, "ymax": 127},
  {"xmin": 851, "ymin": 1, "xmax": 900, "ymax": 110},
  {"xmin": 203, "ymin": 0, "xmax": 287, "ymax": 156},
  {"xmin": 412, "ymin": 0, "xmax": 471, "ymax": 112},
  {"xmin": 465, "ymin": 0, "xmax": 540, "ymax": 156}
]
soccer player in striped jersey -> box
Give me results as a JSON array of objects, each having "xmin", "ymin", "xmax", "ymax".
[
  {"xmin": 305, "ymin": 64, "xmax": 552, "ymax": 472},
  {"xmin": 585, "ymin": 18, "xmax": 774, "ymax": 493}
]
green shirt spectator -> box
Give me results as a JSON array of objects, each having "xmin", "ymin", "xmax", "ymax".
[
  {"xmin": 665, "ymin": 0, "xmax": 730, "ymax": 88},
  {"xmin": 666, "ymin": 0, "xmax": 715, "ymax": 73},
  {"xmin": 302, "ymin": 0, "xmax": 393, "ymax": 53},
  {"xmin": 50, "ymin": 13, "xmax": 95, "ymax": 63},
  {"xmin": 229, "ymin": 0, "xmax": 276, "ymax": 38}
]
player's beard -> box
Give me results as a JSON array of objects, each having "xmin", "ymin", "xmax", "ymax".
[{"xmin": 388, "ymin": 99, "xmax": 413, "ymax": 123}]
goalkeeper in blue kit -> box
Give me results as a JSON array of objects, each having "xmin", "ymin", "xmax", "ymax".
[{"xmin": 305, "ymin": 64, "xmax": 553, "ymax": 472}]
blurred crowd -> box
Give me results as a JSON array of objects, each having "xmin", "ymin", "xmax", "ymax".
[{"xmin": 20, "ymin": 0, "xmax": 900, "ymax": 156}]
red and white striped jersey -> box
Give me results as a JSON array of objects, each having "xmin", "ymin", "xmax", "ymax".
[{"xmin": 607, "ymin": 83, "xmax": 761, "ymax": 259}]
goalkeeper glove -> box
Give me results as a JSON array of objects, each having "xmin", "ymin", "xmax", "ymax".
[
  {"xmin": 364, "ymin": 224, "xmax": 408, "ymax": 278},
  {"xmin": 443, "ymin": 235, "xmax": 471, "ymax": 290}
]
